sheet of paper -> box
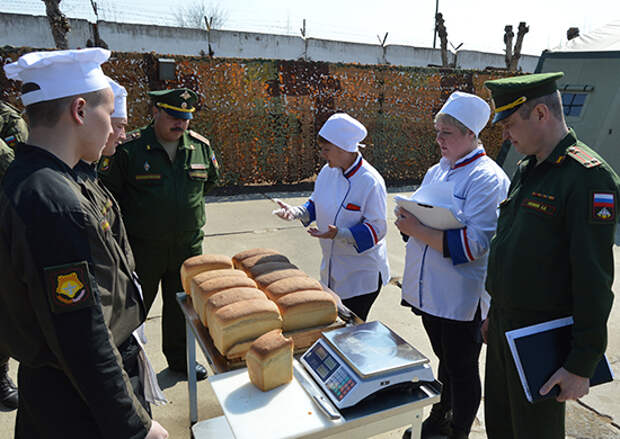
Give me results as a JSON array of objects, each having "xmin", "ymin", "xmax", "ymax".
[{"xmin": 394, "ymin": 182, "xmax": 463, "ymax": 230}]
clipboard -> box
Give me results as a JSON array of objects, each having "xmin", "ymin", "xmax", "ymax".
[{"xmin": 505, "ymin": 316, "xmax": 614, "ymax": 403}]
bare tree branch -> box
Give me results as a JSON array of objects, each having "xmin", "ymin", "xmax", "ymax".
[
  {"xmin": 435, "ymin": 13, "xmax": 449, "ymax": 67},
  {"xmin": 504, "ymin": 22, "xmax": 529, "ymax": 71},
  {"xmin": 504, "ymin": 25, "xmax": 514, "ymax": 69},
  {"xmin": 42, "ymin": 0, "xmax": 71, "ymax": 49},
  {"xmin": 173, "ymin": 1, "xmax": 228, "ymax": 30},
  {"xmin": 510, "ymin": 22, "xmax": 529, "ymax": 71}
]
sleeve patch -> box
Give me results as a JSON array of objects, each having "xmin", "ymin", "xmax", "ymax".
[
  {"xmin": 45, "ymin": 262, "xmax": 95, "ymax": 313},
  {"xmin": 210, "ymin": 151, "xmax": 219, "ymax": 169},
  {"xmin": 4, "ymin": 135, "xmax": 16, "ymax": 148},
  {"xmin": 591, "ymin": 192, "xmax": 615, "ymax": 222}
]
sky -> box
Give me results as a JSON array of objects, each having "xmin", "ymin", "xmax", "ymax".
[{"xmin": 2, "ymin": 0, "xmax": 619, "ymax": 55}]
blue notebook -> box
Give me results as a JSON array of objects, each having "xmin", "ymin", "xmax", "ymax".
[{"xmin": 505, "ymin": 316, "xmax": 614, "ymax": 403}]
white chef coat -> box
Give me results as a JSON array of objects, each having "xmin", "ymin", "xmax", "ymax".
[
  {"xmin": 401, "ymin": 146, "xmax": 510, "ymax": 321},
  {"xmin": 303, "ymin": 153, "xmax": 390, "ymax": 300}
]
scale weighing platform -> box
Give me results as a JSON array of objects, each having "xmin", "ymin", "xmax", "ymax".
[{"xmin": 301, "ymin": 321, "xmax": 435, "ymax": 409}]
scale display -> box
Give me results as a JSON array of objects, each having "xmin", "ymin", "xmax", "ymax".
[
  {"xmin": 304, "ymin": 343, "xmax": 357, "ymax": 402},
  {"xmin": 301, "ymin": 321, "xmax": 434, "ymax": 408}
]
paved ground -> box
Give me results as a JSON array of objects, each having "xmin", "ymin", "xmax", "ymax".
[{"xmin": 1, "ymin": 188, "xmax": 619, "ymax": 438}]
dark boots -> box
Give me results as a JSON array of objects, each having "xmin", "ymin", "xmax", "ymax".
[{"xmin": 0, "ymin": 361, "xmax": 18, "ymax": 410}]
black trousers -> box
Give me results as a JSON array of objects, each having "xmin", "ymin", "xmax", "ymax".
[
  {"xmin": 15, "ymin": 336, "xmax": 150, "ymax": 438},
  {"xmin": 341, "ymin": 274, "xmax": 382, "ymax": 321},
  {"xmin": 418, "ymin": 307, "xmax": 482, "ymax": 435},
  {"xmin": 130, "ymin": 233, "xmax": 202, "ymax": 369}
]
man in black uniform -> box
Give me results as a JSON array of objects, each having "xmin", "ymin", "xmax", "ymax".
[{"xmin": 1, "ymin": 49, "xmax": 167, "ymax": 438}]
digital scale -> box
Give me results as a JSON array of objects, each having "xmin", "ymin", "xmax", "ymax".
[{"xmin": 300, "ymin": 321, "xmax": 435, "ymax": 409}]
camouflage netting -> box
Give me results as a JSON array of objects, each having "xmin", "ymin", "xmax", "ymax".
[{"xmin": 0, "ymin": 47, "xmax": 515, "ymax": 187}]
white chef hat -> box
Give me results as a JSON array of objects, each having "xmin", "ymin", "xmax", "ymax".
[
  {"xmin": 318, "ymin": 113, "xmax": 367, "ymax": 153},
  {"xmin": 3, "ymin": 48, "xmax": 111, "ymax": 106},
  {"xmin": 106, "ymin": 76, "xmax": 128, "ymax": 119},
  {"xmin": 437, "ymin": 91, "xmax": 491, "ymax": 137}
]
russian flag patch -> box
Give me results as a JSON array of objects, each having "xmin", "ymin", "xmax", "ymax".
[
  {"xmin": 4, "ymin": 135, "xmax": 16, "ymax": 148},
  {"xmin": 592, "ymin": 192, "xmax": 615, "ymax": 222}
]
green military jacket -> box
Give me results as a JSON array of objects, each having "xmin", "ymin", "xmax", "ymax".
[
  {"xmin": 0, "ymin": 100, "xmax": 28, "ymax": 149},
  {"xmin": 486, "ymin": 130, "xmax": 618, "ymax": 378},
  {"xmin": 98, "ymin": 124, "xmax": 220, "ymax": 242},
  {"xmin": 0, "ymin": 138, "xmax": 15, "ymax": 179}
]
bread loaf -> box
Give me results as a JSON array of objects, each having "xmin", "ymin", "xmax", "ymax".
[
  {"xmin": 248, "ymin": 261, "xmax": 298, "ymax": 278},
  {"xmin": 238, "ymin": 253, "xmax": 290, "ymax": 274},
  {"xmin": 232, "ymin": 248, "xmax": 281, "ymax": 268},
  {"xmin": 254, "ymin": 269, "xmax": 309, "ymax": 289},
  {"xmin": 246, "ymin": 329, "xmax": 293, "ymax": 391},
  {"xmin": 189, "ymin": 269, "xmax": 247, "ymax": 295},
  {"xmin": 209, "ymin": 299, "xmax": 282, "ymax": 354},
  {"xmin": 276, "ymin": 290, "xmax": 337, "ymax": 331},
  {"xmin": 191, "ymin": 276, "xmax": 257, "ymax": 323},
  {"xmin": 204, "ymin": 287, "xmax": 267, "ymax": 328},
  {"xmin": 180, "ymin": 254, "xmax": 234, "ymax": 295},
  {"xmin": 264, "ymin": 276, "xmax": 323, "ymax": 300}
]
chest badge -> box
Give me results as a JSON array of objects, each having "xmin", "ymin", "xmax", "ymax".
[{"xmin": 144, "ymin": 161, "xmax": 151, "ymax": 171}]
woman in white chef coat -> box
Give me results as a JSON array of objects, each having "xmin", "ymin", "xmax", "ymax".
[
  {"xmin": 274, "ymin": 113, "xmax": 390, "ymax": 321},
  {"xmin": 395, "ymin": 92, "xmax": 510, "ymax": 439}
]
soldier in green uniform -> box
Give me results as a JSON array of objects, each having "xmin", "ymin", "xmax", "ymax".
[
  {"xmin": 482, "ymin": 72, "xmax": 618, "ymax": 439},
  {"xmin": 0, "ymin": 139, "xmax": 15, "ymax": 178},
  {"xmin": 0, "ymin": 99, "xmax": 27, "ymax": 410},
  {"xmin": 0, "ymin": 99, "xmax": 29, "ymax": 150},
  {"xmin": 99, "ymin": 88, "xmax": 220, "ymax": 380}
]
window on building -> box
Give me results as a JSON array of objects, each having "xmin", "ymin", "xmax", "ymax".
[{"xmin": 561, "ymin": 92, "xmax": 587, "ymax": 117}]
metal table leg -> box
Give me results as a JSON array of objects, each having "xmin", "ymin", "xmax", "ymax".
[{"xmin": 187, "ymin": 320, "xmax": 198, "ymax": 425}]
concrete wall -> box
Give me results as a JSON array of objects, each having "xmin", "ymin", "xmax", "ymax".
[{"xmin": 0, "ymin": 12, "xmax": 538, "ymax": 71}]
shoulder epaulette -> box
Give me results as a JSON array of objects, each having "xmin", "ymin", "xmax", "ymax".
[
  {"xmin": 121, "ymin": 130, "xmax": 141, "ymax": 145},
  {"xmin": 188, "ymin": 130, "xmax": 211, "ymax": 145},
  {"xmin": 566, "ymin": 145, "xmax": 601, "ymax": 168}
]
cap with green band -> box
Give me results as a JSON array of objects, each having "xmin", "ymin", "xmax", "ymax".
[
  {"xmin": 485, "ymin": 72, "xmax": 564, "ymax": 123},
  {"xmin": 148, "ymin": 88, "xmax": 198, "ymax": 120}
]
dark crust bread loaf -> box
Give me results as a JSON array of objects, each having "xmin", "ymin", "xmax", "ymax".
[
  {"xmin": 232, "ymin": 248, "xmax": 282, "ymax": 267},
  {"xmin": 249, "ymin": 261, "xmax": 298, "ymax": 278},
  {"xmin": 253, "ymin": 269, "xmax": 308, "ymax": 288},
  {"xmin": 238, "ymin": 253, "xmax": 290, "ymax": 273}
]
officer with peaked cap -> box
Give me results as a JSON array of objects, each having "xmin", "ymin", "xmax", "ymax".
[
  {"xmin": 274, "ymin": 113, "xmax": 390, "ymax": 321},
  {"xmin": 1, "ymin": 48, "xmax": 168, "ymax": 438},
  {"xmin": 99, "ymin": 87, "xmax": 220, "ymax": 381},
  {"xmin": 482, "ymin": 72, "xmax": 619, "ymax": 439}
]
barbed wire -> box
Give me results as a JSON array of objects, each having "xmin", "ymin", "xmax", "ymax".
[{"xmin": 0, "ymin": 1, "xmax": 432, "ymax": 48}]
